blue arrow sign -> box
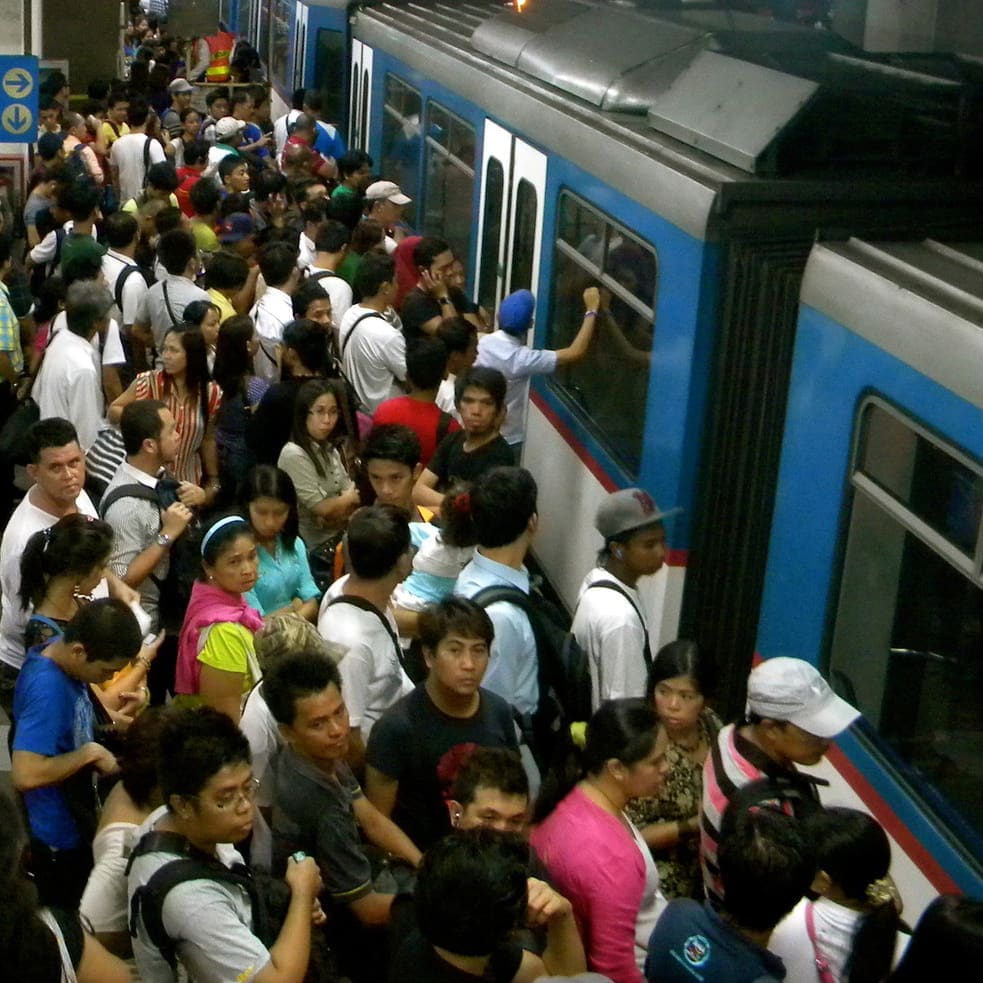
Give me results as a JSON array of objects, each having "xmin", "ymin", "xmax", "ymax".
[{"xmin": 0, "ymin": 56, "xmax": 38, "ymax": 143}]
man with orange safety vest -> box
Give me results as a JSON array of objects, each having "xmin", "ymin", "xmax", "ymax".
[{"xmin": 205, "ymin": 29, "xmax": 236, "ymax": 84}]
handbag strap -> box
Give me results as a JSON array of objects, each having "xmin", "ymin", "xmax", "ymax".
[
  {"xmin": 584, "ymin": 579, "xmax": 653, "ymax": 668},
  {"xmin": 805, "ymin": 902, "xmax": 837, "ymax": 983},
  {"xmin": 161, "ymin": 282, "xmax": 181, "ymax": 328}
]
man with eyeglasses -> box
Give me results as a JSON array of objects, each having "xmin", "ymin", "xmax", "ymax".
[{"xmin": 128, "ymin": 705, "xmax": 325, "ymax": 983}]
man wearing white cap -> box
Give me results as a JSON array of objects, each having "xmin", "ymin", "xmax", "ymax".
[
  {"xmin": 700, "ymin": 657, "xmax": 861, "ymax": 907},
  {"xmin": 203, "ymin": 117, "xmax": 245, "ymax": 181},
  {"xmin": 363, "ymin": 180, "xmax": 412, "ymax": 254},
  {"xmin": 572, "ymin": 488, "xmax": 680, "ymax": 712}
]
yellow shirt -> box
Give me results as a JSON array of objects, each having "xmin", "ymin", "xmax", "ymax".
[
  {"xmin": 191, "ymin": 218, "xmax": 220, "ymax": 253},
  {"xmin": 208, "ymin": 287, "xmax": 238, "ymax": 323},
  {"xmin": 102, "ymin": 120, "xmax": 130, "ymax": 146}
]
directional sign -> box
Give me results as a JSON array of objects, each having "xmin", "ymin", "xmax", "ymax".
[{"xmin": 0, "ymin": 56, "xmax": 38, "ymax": 144}]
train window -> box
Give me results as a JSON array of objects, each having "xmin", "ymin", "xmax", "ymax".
[
  {"xmin": 510, "ymin": 179, "xmax": 537, "ymax": 293},
  {"xmin": 381, "ymin": 75, "xmax": 421, "ymax": 225},
  {"xmin": 547, "ymin": 191, "xmax": 657, "ymax": 477},
  {"xmin": 478, "ymin": 158, "xmax": 505, "ymax": 313},
  {"xmin": 830, "ymin": 399, "xmax": 983, "ymax": 850},
  {"xmin": 258, "ymin": 0, "xmax": 272, "ymax": 70},
  {"xmin": 423, "ymin": 101, "xmax": 476, "ymax": 270},
  {"xmin": 269, "ymin": 0, "xmax": 292, "ymax": 93},
  {"xmin": 314, "ymin": 30, "xmax": 345, "ymax": 127}
]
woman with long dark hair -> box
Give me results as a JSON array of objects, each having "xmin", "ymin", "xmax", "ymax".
[
  {"xmin": 531, "ymin": 699, "xmax": 669, "ymax": 982},
  {"xmin": 888, "ymin": 894, "xmax": 983, "ymax": 981},
  {"xmin": 277, "ymin": 378, "xmax": 360, "ymax": 548},
  {"xmin": 110, "ymin": 324, "xmax": 222, "ymax": 500},
  {"xmin": 625, "ymin": 639, "xmax": 721, "ymax": 899}
]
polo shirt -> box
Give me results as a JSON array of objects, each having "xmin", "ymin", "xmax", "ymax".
[
  {"xmin": 338, "ymin": 304, "xmax": 407, "ymax": 413},
  {"xmin": 373, "ymin": 395, "xmax": 460, "ymax": 468},
  {"xmin": 48, "ymin": 310, "xmax": 126, "ymax": 368},
  {"xmin": 455, "ymin": 550, "xmax": 538, "ymax": 716},
  {"xmin": 243, "ymin": 534, "xmax": 320, "ymax": 616},
  {"xmin": 644, "ymin": 900, "xmax": 786, "ymax": 982},
  {"xmin": 312, "ymin": 120, "xmax": 346, "ymax": 161},
  {"xmin": 135, "ymin": 274, "xmax": 211, "ymax": 352},
  {"xmin": 476, "ymin": 330, "xmax": 558, "ymax": 446}
]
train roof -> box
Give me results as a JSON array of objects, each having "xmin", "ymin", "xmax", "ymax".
[
  {"xmin": 360, "ymin": 0, "xmax": 983, "ymax": 178},
  {"xmin": 802, "ymin": 238, "xmax": 983, "ymax": 410}
]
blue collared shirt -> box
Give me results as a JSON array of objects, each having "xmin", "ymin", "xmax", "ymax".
[{"xmin": 455, "ymin": 550, "xmax": 538, "ymax": 716}]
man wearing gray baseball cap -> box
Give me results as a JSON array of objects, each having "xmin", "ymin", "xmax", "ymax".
[{"xmin": 700, "ymin": 657, "xmax": 861, "ymax": 906}]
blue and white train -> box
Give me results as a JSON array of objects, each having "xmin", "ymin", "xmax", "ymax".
[{"xmin": 217, "ymin": 0, "xmax": 983, "ymax": 910}]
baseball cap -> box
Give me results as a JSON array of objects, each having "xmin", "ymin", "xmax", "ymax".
[
  {"xmin": 746, "ymin": 657, "xmax": 861, "ymax": 739},
  {"xmin": 168, "ymin": 78, "xmax": 194, "ymax": 94},
  {"xmin": 217, "ymin": 213, "xmax": 255, "ymax": 243},
  {"xmin": 364, "ymin": 180, "xmax": 411, "ymax": 205},
  {"xmin": 215, "ymin": 116, "xmax": 246, "ymax": 141},
  {"xmin": 499, "ymin": 289, "xmax": 536, "ymax": 336},
  {"xmin": 595, "ymin": 488, "xmax": 681, "ymax": 541}
]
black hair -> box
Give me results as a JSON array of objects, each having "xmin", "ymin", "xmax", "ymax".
[
  {"xmin": 290, "ymin": 87, "xmax": 306, "ymax": 111},
  {"xmin": 154, "ymin": 205, "xmax": 183, "ymax": 238},
  {"xmin": 59, "ymin": 180, "xmax": 101, "ymax": 222},
  {"xmin": 285, "ymin": 176, "xmax": 316, "ymax": 205},
  {"xmin": 26, "ymin": 417, "xmax": 79, "ymax": 464},
  {"xmin": 0, "ymin": 232, "xmax": 11, "ymax": 268},
  {"xmin": 127, "ymin": 96, "xmax": 151, "ymax": 127},
  {"xmin": 257, "ymin": 240, "xmax": 298, "ymax": 289},
  {"xmin": 451, "ymin": 747, "xmax": 529, "ymax": 807},
  {"xmin": 63, "ymin": 597, "xmax": 143, "ymax": 665},
  {"xmin": 204, "ymin": 249, "xmax": 249, "ymax": 291},
  {"xmin": 645, "ymin": 639, "xmax": 715, "ymax": 704},
  {"xmin": 416, "ymin": 829, "xmax": 528, "ymax": 957},
  {"xmin": 219, "ymin": 154, "xmax": 248, "ymax": 183},
  {"xmin": 805, "ymin": 808, "xmax": 899, "ymax": 983},
  {"xmin": 291, "ymin": 278, "xmax": 330, "ymax": 321},
  {"xmin": 19, "ymin": 514, "xmax": 114, "ymax": 610},
  {"xmin": 262, "ymin": 650, "xmax": 343, "ymax": 727},
  {"xmin": 239, "ymin": 465, "xmax": 301, "ymax": 552},
  {"xmin": 302, "ymin": 90, "xmax": 323, "ymax": 112},
  {"xmin": 718, "ymin": 806, "xmax": 815, "ymax": 933},
  {"xmin": 156, "ymin": 228, "xmax": 198, "ymax": 275},
  {"xmin": 179, "ymin": 105, "xmax": 201, "ymax": 124},
  {"xmin": 230, "ymin": 89, "xmax": 251, "ymax": 111},
  {"xmin": 199, "ymin": 514, "xmax": 254, "ymax": 573},
  {"xmin": 419, "ymin": 596, "xmax": 494, "ymax": 651},
  {"xmin": 362, "ymin": 423, "xmax": 420, "ymax": 470},
  {"xmin": 65, "ymin": 281, "xmax": 113, "ymax": 337},
  {"xmin": 162, "ymin": 326, "xmax": 212, "ymax": 429},
  {"xmin": 300, "ymin": 198, "xmax": 329, "ymax": 229},
  {"xmin": 454, "ymin": 365, "xmax": 507, "ymax": 411},
  {"xmin": 889, "ymin": 895, "xmax": 983, "ymax": 982},
  {"xmin": 205, "ymin": 87, "xmax": 230, "ymax": 109},
  {"xmin": 157, "ymin": 705, "xmax": 251, "ymax": 802},
  {"xmin": 105, "ymin": 210, "xmax": 139, "ymax": 249},
  {"xmin": 437, "ymin": 316, "xmax": 477, "ymax": 356},
  {"xmin": 291, "ymin": 378, "xmax": 349, "ymax": 477},
  {"xmin": 33, "ymin": 274, "xmax": 65, "ymax": 324},
  {"xmin": 413, "ymin": 236, "xmax": 452, "ymax": 270},
  {"xmin": 405, "ymin": 336, "xmax": 449, "ymax": 392},
  {"xmin": 62, "ymin": 253, "xmax": 105, "ymax": 290},
  {"xmin": 120, "ymin": 398, "xmax": 168, "ymax": 456},
  {"xmin": 353, "ymin": 251, "xmax": 395, "ymax": 299},
  {"xmin": 337, "ymin": 150, "xmax": 373, "ymax": 177},
  {"xmin": 282, "ymin": 318, "xmax": 329, "ymax": 376},
  {"xmin": 184, "ymin": 140, "xmax": 208, "ymax": 168},
  {"xmin": 118, "ymin": 708, "xmax": 165, "ymax": 809},
  {"xmin": 438, "ymin": 481, "xmax": 480, "ymax": 549},
  {"xmin": 253, "ymin": 168, "xmax": 287, "ymax": 202},
  {"xmin": 327, "ymin": 193, "xmax": 363, "ymax": 231},
  {"xmin": 345, "ymin": 505, "xmax": 411, "ymax": 580},
  {"xmin": 314, "ymin": 219, "xmax": 350, "ymax": 254},
  {"xmin": 147, "ymin": 161, "xmax": 179, "ymax": 192},
  {"xmin": 214, "ymin": 315, "xmax": 256, "ymax": 403},
  {"xmin": 535, "ymin": 698, "xmax": 658, "ymax": 822},
  {"xmin": 183, "ymin": 299, "xmax": 219, "ymax": 331},
  {"xmin": 348, "ymin": 218, "xmax": 384, "ymax": 255},
  {"xmin": 469, "ymin": 466, "xmax": 537, "ymax": 548},
  {"xmin": 190, "ymin": 177, "xmax": 221, "ymax": 217},
  {"xmin": 219, "ymin": 194, "xmax": 251, "ymax": 220}
]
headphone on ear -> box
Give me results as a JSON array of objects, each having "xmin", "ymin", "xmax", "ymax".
[{"xmin": 452, "ymin": 809, "xmax": 462, "ymax": 825}]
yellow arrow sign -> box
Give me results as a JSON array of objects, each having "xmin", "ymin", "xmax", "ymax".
[
  {"xmin": 2, "ymin": 67, "xmax": 33, "ymax": 100},
  {"xmin": 2, "ymin": 104, "xmax": 33, "ymax": 135}
]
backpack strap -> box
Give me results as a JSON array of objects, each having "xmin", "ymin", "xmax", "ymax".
[
  {"xmin": 340, "ymin": 312, "xmax": 383, "ymax": 357},
  {"xmin": 583, "ymin": 580, "xmax": 652, "ymax": 668},
  {"xmin": 161, "ymin": 282, "xmax": 181, "ymax": 329},
  {"xmin": 324, "ymin": 594, "xmax": 407, "ymax": 673},
  {"xmin": 308, "ymin": 268, "xmax": 338, "ymax": 283},
  {"xmin": 142, "ymin": 135, "xmax": 153, "ymax": 188},
  {"xmin": 113, "ymin": 263, "xmax": 144, "ymax": 315},
  {"xmin": 99, "ymin": 481, "xmax": 161, "ymax": 520}
]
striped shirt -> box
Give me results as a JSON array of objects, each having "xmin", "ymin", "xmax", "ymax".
[{"xmin": 700, "ymin": 723, "xmax": 820, "ymax": 907}]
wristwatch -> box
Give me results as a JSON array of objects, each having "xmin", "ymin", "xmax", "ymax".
[{"xmin": 155, "ymin": 532, "xmax": 173, "ymax": 548}]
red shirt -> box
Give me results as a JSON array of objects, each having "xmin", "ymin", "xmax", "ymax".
[
  {"xmin": 283, "ymin": 135, "xmax": 328, "ymax": 178},
  {"xmin": 372, "ymin": 397, "xmax": 460, "ymax": 468},
  {"xmin": 176, "ymin": 167, "xmax": 202, "ymax": 217}
]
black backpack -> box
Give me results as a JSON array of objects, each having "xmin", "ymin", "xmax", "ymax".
[{"xmin": 64, "ymin": 144, "xmax": 92, "ymax": 186}]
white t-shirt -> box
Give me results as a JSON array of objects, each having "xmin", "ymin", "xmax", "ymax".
[
  {"xmin": 49, "ymin": 310, "xmax": 126, "ymax": 367},
  {"xmin": 80, "ymin": 822, "xmax": 138, "ymax": 933},
  {"xmin": 338, "ymin": 304, "xmax": 407, "ymax": 414},
  {"xmin": 240, "ymin": 685, "xmax": 281, "ymax": 809},
  {"xmin": 0, "ymin": 489, "xmax": 104, "ymax": 669},
  {"xmin": 111, "ymin": 133, "xmax": 166, "ymax": 204},
  {"xmin": 435, "ymin": 376, "xmax": 461, "ymax": 422},
  {"xmin": 631, "ymin": 819, "xmax": 667, "ymax": 971},
  {"xmin": 318, "ymin": 577, "xmax": 413, "ymax": 737},
  {"xmin": 571, "ymin": 567, "xmax": 651, "ymax": 712},
  {"xmin": 307, "ymin": 266, "xmax": 353, "ymax": 328},
  {"xmin": 33, "ymin": 330, "xmax": 106, "ymax": 451},
  {"xmin": 250, "ymin": 286, "xmax": 294, "ymax": 383},
  {"xmin": 102, "ymin": 249, "xmax": 149, "ymax": 329}
]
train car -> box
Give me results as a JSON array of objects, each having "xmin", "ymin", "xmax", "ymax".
[{"xmin": 757, "ymin": 237, "xmax": 983, "ymax": 905}]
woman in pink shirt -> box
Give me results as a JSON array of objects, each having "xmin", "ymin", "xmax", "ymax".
[{"xmin": 530, "ymin": 699, "xmax": 669, "ymax": 983}]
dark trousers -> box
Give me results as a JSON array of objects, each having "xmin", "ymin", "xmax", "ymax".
[{"xmin": 29, "ymin": 839, "xmax": 94, "ymax": 910}]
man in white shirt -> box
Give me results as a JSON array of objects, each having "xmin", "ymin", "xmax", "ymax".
[
  {"xmin": 101, "ymin": 211, "xmax": 149, "ymax": 335},
  {"xmin": 250, "ymin": 241, "xmax": 300, "ymax": 383},
  {"xmin": 363, "ymin": 181, "xmax": 412, "ymax": 255},
  {"xmin": 110, "ymin": 98, "xmax": 166, "ymax": 204},
  {"xmin": 338, "ymin": 253, "xmax": 406, "ymax": 413},
  {"xmin": 318, "ymin": 505, "xmax": 414, "ymax": 772},
  {"xmin": 33, "ymin": 282, "xmax": 114, "ymax": 451},
  {"xmin": 307, "ymin": 218, "xmax": 353, "ymax": 326},
  {"xmin": 0, "ymin": 418, "xmax": 139, "ymax": 694},
  {"xmin": 572, "ymin": 487, "xmax": 680, "ymax": 711},
  {"xmin": 476, "ymin": 287, "xmax": 600, "ymax": 455}
]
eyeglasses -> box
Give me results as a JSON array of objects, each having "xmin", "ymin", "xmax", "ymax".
[{"xmin": 199, "ymin": 777, "xmax": 260, "ymax": 811}]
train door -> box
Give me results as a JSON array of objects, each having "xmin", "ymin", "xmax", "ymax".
[
  {"xmin": 349, "ymin": 41, "xmax": 373, "ymax": 152},
  {"xmin": 292, "ymin": 4, "xmax": 309, "ymax": 93},
  {"xmin": 476, "ymin": 120, "xmax": 547, "ymax": 314}
]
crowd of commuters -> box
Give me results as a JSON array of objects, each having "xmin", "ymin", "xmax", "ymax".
[{"xmin": 0, "ymin": 6, "xmax": 979, "ymax": 983}]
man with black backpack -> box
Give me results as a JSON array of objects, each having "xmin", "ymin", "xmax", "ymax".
[
  {"xmin": 572, "ymin": 488, "xmax": 680, "ymax": 712},
  {"xmin": 102, "ymin": 212, "xmax": 151, "ymax": 341}
]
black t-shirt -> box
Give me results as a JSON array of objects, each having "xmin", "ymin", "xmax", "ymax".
[
  {"xmin": 400, "ymin": 286, "xmax": 472, "ymax": 344},
  {"xmin": 366, "ymin": 685, "xmax": 518, "ymax": 850},
  {"xmin": 388, "ymin": 926, "xmax": 523, "ymax": 983},
  {"xmin": 428, "ymin": 432, "xmax": 515, "ymax": 490}
]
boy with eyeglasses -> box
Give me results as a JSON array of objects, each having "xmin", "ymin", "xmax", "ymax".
[{"xmin": 128, "ymin": 705, "xmax": 324, "ymax": 983}]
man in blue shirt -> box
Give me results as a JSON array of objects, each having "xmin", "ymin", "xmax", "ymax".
[
  {"xmin": 645, "ymin": 807, "xmax": 815, "ymax": 982},
  {"xmin": 12, "ymin": 598, "xmax": 144, "ymax": 908}
]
